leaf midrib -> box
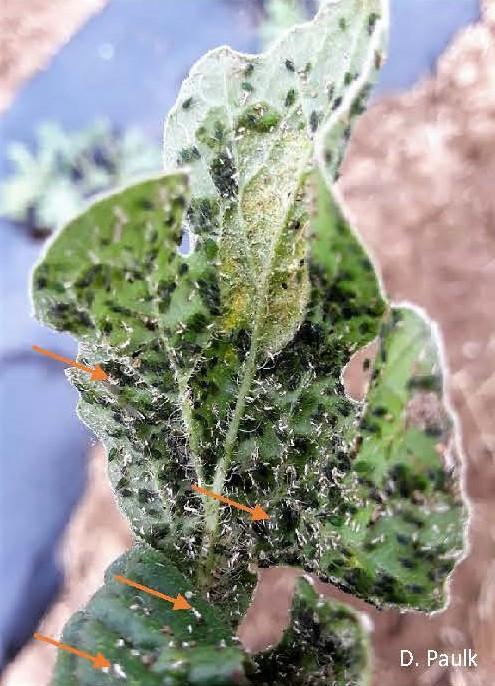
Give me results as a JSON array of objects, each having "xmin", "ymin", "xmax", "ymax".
[
  {"xmin": 190, "ymin": 66, "xmax": 313, "ymax": 538},
  {"xmin": 201, "ymin": 169, "xmax": 312, "ymax": 557},
  {"xmin": 172, "ymin": 2, "xmax": 380, "ymax": 566}
]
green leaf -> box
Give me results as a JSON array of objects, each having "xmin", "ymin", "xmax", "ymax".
[
  {"xmin": 32, "ymin": 0, "xmax": 397, "ymax": 614},
  {"xmin": 52, "ymin": 546, "xmax": 253, "ymax": 686},
  {"xmin": 340, "ymin": 307, "xmax": 467, "ymax": 610},
  {"xmin": 32, "ymin": 168, "xmax": 380, "ymax": 610},
  {"xmin": 255, "ymin": 577, "xmax": 370, "ymax": 685},
  {"xmin": 31, "ymin": 3, "xmax": 466, "ymax": 683},
  {"xmin": 318, "ymin": 305, "xmax": 466, "ymax": 610},
  {"xmin": 164, "ymin": 0, "xmax": 386, "ymax": 354},
  {"xmin": 32, "ymin": 172, "xmax": 216, "ymax": 571},
  {"xmin": 31, "ymin": 167, "xmax": 464, "ymax": 617}
]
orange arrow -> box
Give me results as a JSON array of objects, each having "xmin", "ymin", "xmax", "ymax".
[
  {"xmin": 33, "ymin": 632, "xmax": 111, "ymax": 670},
  {"xmin": 32, "ymin": 345, "xmax": 108, "ymax": 381},
  {"xmin": 191, "ymin": 484, "xmax": 270, "ymax": 521},
  {"xmin": 114, "ymin": 575, "xmax": 192, "ymax": 611}
]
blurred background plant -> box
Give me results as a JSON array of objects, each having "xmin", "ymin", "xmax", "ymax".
[{"xmin": 0, "ymin": 120, "xmax": 161, "ymax": 237}]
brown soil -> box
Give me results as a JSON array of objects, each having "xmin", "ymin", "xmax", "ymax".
[
  {"xmin": 0, "ymin": 0, "xmax": 107, "ymax": 112},
  {"xmin": 3, "ymin": 1, "xmax": 495, "ymax": 685}
]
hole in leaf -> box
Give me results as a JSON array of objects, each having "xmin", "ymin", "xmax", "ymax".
[{"xmin": 342, "ymin": 338, "xmax": 378, "ymax": 402}]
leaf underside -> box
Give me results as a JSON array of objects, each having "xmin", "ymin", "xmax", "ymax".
[
  {"xmin": 31, "ymin": 1, "xmax": 466, "ymax": 684},
  {"xmin": 51, "ymin": 546, "xmax": 252, "ymax": 686},
  {"xmin": 254, "ymin": 577, "xmax": 370, "ymax": 685},
  {"xmin": 52, "ymin": 550, "xmax": 369, "ymax": 686},
  {"xmin": 32, "ymin": 170, "xmax": 464, "ymax": 616}
]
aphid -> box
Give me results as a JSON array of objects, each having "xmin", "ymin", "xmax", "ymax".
[
  {"xmin": 236, "ymin": 103, "xmax": 281, "ymax": 134},
  {"xmin": 406, "ymin": 583, "xmax": 424, "ymax": 594},
  {"xmin": 136, "ymin": 198, "xmax": 154, "ymax": 211},
  {"xmin": 144, "ymin": 318, "xmax": 158, "ymax": 332},
  {"xmin": 209, "ymin": 152, "xmax": 238, "ymax": 198},
  {"xmin": 402, "ymin": 510, "xmax": 424, "ymax": 528},
  {"xmin": 177, "ymin": 146, "xmax": 201, "ymax": 166},
  {"xmin": 285, "ymin": 88, "xmax": 296, "ymax": 108},
  {"xmin": 101, "ymin": 319, "xmax": 113, "ymax": 334},
  {"xmin": 359, "ymin": 418, "xmax": 380, "ymax": 434},
  {"xmin": 138, "ymin": 488, "xmax": 155, "ymax": 504},
  {"xmin": 368, "ymin": 11, "xmax": 379, "ymax": 35},
  {"xmin": 309, "ymin": 110, "xmax": 321, "ymax": 133},
  {"xmin": 372, "ymin": 571, "xmax": 398, "ymax": 600}
]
